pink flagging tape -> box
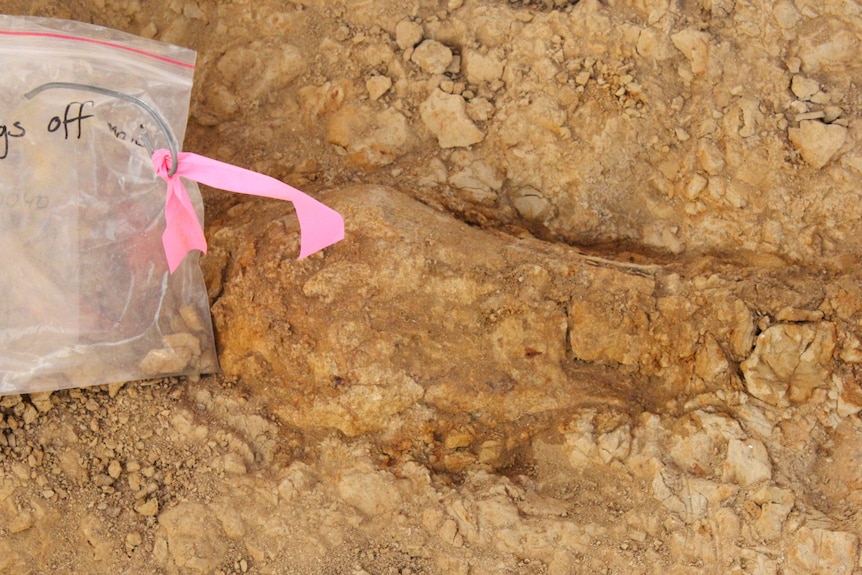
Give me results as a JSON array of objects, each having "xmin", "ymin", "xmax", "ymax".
[{"xmin": 151, "ymin": 149, "xmax": 345, "ymax": 272}]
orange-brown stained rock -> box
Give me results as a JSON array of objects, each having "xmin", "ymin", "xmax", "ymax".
[
  {"xmin": 207, "ymin": 186, "xmax": 765, "ymax": 438},
  {"xmin": 211, "ymin": 185, "xmax": 584, "ymax": 436}
]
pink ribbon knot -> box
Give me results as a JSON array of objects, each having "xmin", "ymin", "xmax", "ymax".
[{"xmin": 152, "ymin": 149, "xmax": 345, "ymax": 273}]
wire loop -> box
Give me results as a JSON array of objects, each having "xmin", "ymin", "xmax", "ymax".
[{"xmin": 24, "ymin": 82, "xmax": 179, "ymax": 176}]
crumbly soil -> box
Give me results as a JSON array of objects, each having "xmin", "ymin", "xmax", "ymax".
[{"xmin": 2, "ymin": 1, "xmax": 862, "ymax": 574}]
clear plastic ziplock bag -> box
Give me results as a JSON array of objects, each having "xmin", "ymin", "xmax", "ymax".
[{"xmin": 0, "ymin": 16, "xmax": 344, "ymax": 395}]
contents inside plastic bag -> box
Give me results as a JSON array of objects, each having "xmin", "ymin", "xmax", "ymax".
[{"xmin": 0, "ymin": 16, "xmax": 344, "ymax": 395}]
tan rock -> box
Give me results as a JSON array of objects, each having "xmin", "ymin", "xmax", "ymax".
[
  {"xmin": 125, "ymin": 531, "xmax": 142, "ymax": 553},
  {"xmin": 823, "ymin": 105, "xmax": 843, "ymax": 123},
  {"xmin": 512, "ymin": 187, "xmax": 553, "ymax": 222},
  {"xmin": 741, "ymin": 322, "xmax": 836, "ymax": 406},
  {"xmin": 694, "ymin": 333, "xmax": 729, "ymax": 383},
  {"xmin": 788, "ymin": 120, "xmax": 847, "ymax": 169},
  {"xmin": 668, "ymin": 424, "xmax": 716, "ymax": 477},
  {"xmin": 8, "ymin": 509, "xmax": 33, "ymax": 534},
  {"xmin": 461, "ymin": 49, "xmax": 504, "ymax": 85},
  {"xmin": 721, "ymin": 297, "xmax": 756, "ymax": 361},
  {"xmin": 163, "ymin": 332, "xmax": 201, "ymax": 357},
  {"xmin": 682, "ymin": 173, "xmax": 708, "ymax": 200},
  {"xmin": 411, "ymin": 39, "xmax": 453, "ymax": 74},
  {"xmin": 722, "ymin": 438, "xmax": 771, "ymax": 486},
  {"xmin": 155, "ymin": 504, "xmax": 227, "ymax": 573},
  {"xmin": 326, "ymin": 104, "xmax": 413, "ymax": 168},
  {"xmin": 139, "ymin": 347, "xmax": 192, "ymax": 376},
  {"xmin": 28, "ymin": 391, "xmax": 53, "ymax": 414},
  {"xmin": 772, "ymin": 1, "xmax": 801, "ymax": 29},
  {"xmin": 671, "ymin": 29, "xmax": 711, "ymax": 75},
  {"xmin": 419, "ymin": 89, "xmax": 484, "ymax": 148},
  {"xmin": 790, "ymin": 75, "xmax": 820, "ymax": 100},
  {"xmin": 786, "ymin": 527, "xmax": 859, "ymax": 575},
  {"xmin": 797, "ymin": 22, "xmax": 859, "ymax": 75},
  {"xmin": 816, "ymin": 418, "xmax": 862, "ymax": 505},
  {"xmin": 179, "ymin": 304, "xmax": 207, "ymax": 333},
  {"xmin": 206, "ymin": 84, "xmax": 238, "ymax": 120},
  {"xmin": 365, "ymin": 75, "xmax": 392, "ymax": 100},
  {"xmin": 134, "ymin": 497, "xmax": 159, "ymax": 517},
  {"xmin": 466, "ymin": 96, "xmax": 494, "ymax": 122},
  {"xmin": 775, "ymin": 307, "xmax": 823, "ymax": 322},
  {"xmin": 217, "ymin": 43, "xmax": 304, "ymax": 99},
  {"xmin": 107, "ymin": 460, "xmax": 122, "ymax": 480},
  {"xmin": 448, "ymin": 160, "xmax": 504, "ymax": 204},
  {"xmin": 696, "ymin": 139, "xmax": 726, "ymax": 175},
  {"xmin": 747, "ymin": 486, "xmax": 793, "ymax": 541},
  {"xmin": 395, "ymin": 19, "xmax": 422, "ymax": 50},
  {"xmin": 337, "ymin": 470, "xmax": 402, "ymax": 517}
]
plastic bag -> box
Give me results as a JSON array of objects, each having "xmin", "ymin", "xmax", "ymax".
[{"xmin": 0, "ymin": 16, "xmax": 216, "ymax": 394}]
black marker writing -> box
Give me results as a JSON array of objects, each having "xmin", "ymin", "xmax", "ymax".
[
  {"xmin": 47, "ymin": 101, "xmax": 94, "ymax": 140},
  {"xmin": 0, "ymin": 121, "xmax": 25, "ymax": 160},
  {"xmin": 0, "ymin": 100, "xmax": 106, "ymax": 162},
  {"xmin": 108, "ymin": 122, "xmax": 147, "ymax": 148},
  {"xmin": 0, "ymin": 190, "xmax": 49, "ymax": 210},
  {"xmin": 108, "ymin": 121, "xmax": 126, "ymax": 140}
]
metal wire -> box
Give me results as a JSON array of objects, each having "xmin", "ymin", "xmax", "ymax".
[{"xmin": 24, "ymin": 82, "xmax": 179, "ymax": 176}]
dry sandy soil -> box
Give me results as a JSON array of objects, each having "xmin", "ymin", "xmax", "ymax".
[{"xmin": 2, "ymin": 0, "xmax": 862, "ymax": 573}]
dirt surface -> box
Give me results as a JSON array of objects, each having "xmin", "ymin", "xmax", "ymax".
[{"xmin": 2, "ymin": 0, "xmax": 862, "ymax": 574}]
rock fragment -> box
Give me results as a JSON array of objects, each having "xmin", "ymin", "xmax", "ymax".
[
  {"xmin": 134, "ymin": 497, "xmax": 159, "ymax": 516},
  {"xmin": 741, "ymin": 322, "xmax": 836, "ymax": 406},
  {"xmin": 163, "ymin": 333, "xmax": 202, "ymax": 357},
  {"xmin": 139, "ymin": 347, "xmax": 192, "ymax": 376},
  {"xmin": 108, "ymin": 460, "xmax": 123, "ymax": 480},
  {"xmin": 466, "ymin": 97, "xmax": 494, "ymax": 122},
  {"xmin": 772, "ymin": 1, "xmax": 802, "ymax": 29},
  {"xmin": 462, "ymin": 49, "xmax": 504, "ymax": 85},
  {"xmin": 8, "ymin": 510, "xmax": 34, "ymax": 534},
  {"xmin": 28, "ymin": 392, "xmax": 53, "ymax": 414},
  {"xmin": 512, "ymin": 187, "xmax": 553, "ymax": 222},
  {"xmin": 823, "ymin": 106, "xmax": 843, "ymax": 123},
  {"xmin": 448, "ymin": 160, "xmax": 504, "ymax": 204},
  {"xmin": 327, "ymin": 105, "xmax": 412, "ymax": 167},
  {"xmin": 693, "ymin": 334, "xmax": 729, "ymax": 382},
  {"xmin": 337, "ymin": 470, "xmax": 402, "ymax": 517},
  {"xmin": 682, "ymin": 174, "xmax": 708, "ymax": 201},
  {"xmin": 671, "ymin": 29, "xmax": 711, "ymax": 75},
  {"xmin": 747, "ymin": 486, "xmax": 793, "ymax": 540},
  {"xmin": 790, "ymin": 75, "xmax": 820, "ymax": 100},
  {"xmin": 696, "ymin": 139, "xmax": 725, "ymax": 175},
  {"xmin": 567, "ymin": 271, "xmax": 654, "ymax": 366},
  {"xmin": 217, "ymin": 43, "xmax": 304, "ymax": 99},
  {"xmin": 797, "ymin": 25, "xmax": 858, "ymax": 75},
  {"xmin": 395, "ymin": 20, "xmax": 423, "ymax": 50},
  {"xmin": 365, "ymin": 75, "xmax": 392, "ymax": 100},
  {"xmin": 788, "ymin": 120, "xmax": 847, "ymax": 169},
  {"xmin": 722, "ymin": 438, "xmax": 771, "ymax": 486},
  {"xmin": 419, "ymin": 89, "xmax": 484, "ymax": 148},
  {"xmin": 139, "ymin": 332, "xmax": 203, "ymax": 376},
  {"xmin": 786, "ymin": 527, "xmax": 859, "ymax": 575},
  {"xmin": 411, "ymin": 40, "xmax": 453, "ymax": 74},
  {"xmin": 179, "ymin": 304, "xmax": 206, "ymax": 332},
  {"xmin": 125, "ymin": 532, "xmax": 142, "ymax": 554},
  {"xmin": 155, "ymin": 504, "xmax": 227, "ymax": 573}
]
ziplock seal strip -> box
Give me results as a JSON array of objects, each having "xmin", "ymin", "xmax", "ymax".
[{"xmin": 0, "ymin": 30, "xmax": 195, "ymax": 69}]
